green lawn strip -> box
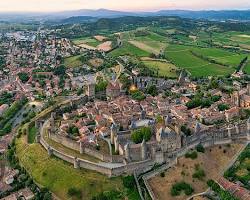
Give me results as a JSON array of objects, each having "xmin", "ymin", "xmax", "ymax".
[{"xmin": 28, "ymin": 125, "xmax": 37, "ymax": 144}]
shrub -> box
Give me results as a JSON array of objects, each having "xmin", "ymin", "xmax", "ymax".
[
  {"xmin": 95, "ymin": 144, "xmax": 100, "ymax": 151},
  {"xmin": 160, "ymin": 172, "xmax": 165, "ymax": 177},
  {"xmin": 122, "ymin": 175, "xmax": 135, "ymax": 189},
  {"xmin": 67, "ymin": 187, "xmax": 82, "ymax": 199},
  {"xmin": 92, "ymin": 190, "xmax": 121, "ymax": 200},
  {"xmin": 185, "ymin": 151, "xmax": 198, "ymax": 159},
  {"xmin": 196, "ymin": 144, "xmax": 205, "ymax": 153},
  {"xmin": 171, "ymin": 181, "xmax": 194, "ymax": 196},
  {"xmin": 192, "ymin": 165, "xmax": 206, "ymax": 180}
]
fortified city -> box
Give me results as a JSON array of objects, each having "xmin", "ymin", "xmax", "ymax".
[{"xmin": 0, "ymin": 1, "xmax": 250, "ymax": 200}]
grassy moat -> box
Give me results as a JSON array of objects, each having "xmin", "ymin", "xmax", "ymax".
[{"xmin": 16, "ymin": 135, "xmax": 140, "ymax": 200}]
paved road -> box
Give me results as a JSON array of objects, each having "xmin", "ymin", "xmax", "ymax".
[{"xmin": 11, "ymin": 101, "xmax": 44, "ymax": 128}]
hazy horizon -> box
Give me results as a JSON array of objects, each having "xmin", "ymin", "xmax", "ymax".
[{"xmin": 1, "ymin": 0, "xmax": 250, "ymax": 13}]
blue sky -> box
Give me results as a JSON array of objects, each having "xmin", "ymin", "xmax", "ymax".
[{"xmin": 1, "ymin": 0, "xmax": 250, "ymax": 12}]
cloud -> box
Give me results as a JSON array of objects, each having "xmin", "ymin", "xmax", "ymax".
[{"xmin": 0, "ymin": 0, "xmax": 249, "ymax": 12}]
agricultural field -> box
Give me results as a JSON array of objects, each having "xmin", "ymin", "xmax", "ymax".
[
  {"xmin": 191, "ymin": 48, "xmax": 247, "ymax": 67},
  {"xmin": 128, "ymin": 31, "xmax": 168, "ymax": 54},
  {"xmin": 243, "ymin": 61, "xmax": 250, "ymax": 74},
  {"xmin": 72, "ymin": 36, "xmax": 102, "ymax": 47},
  {"xmin": 142, "ymin": 60, "xmax": 178, "ymax": 78},
  {"xmin": 165, "ymin": 44, "xmax": 236, "ymax": 77},
  {"xmin": 64, "ymin": 55, "xmax": 83, "ymax": 68},
  {"xmin": 109, "ymin": 41, "xmax": 150, "ymax": 57},
  {"xmin": 67, "ymin": 27, "xmax": 250, "ymax": 78},
  {"xmin": 230, "ymin": 34, "xmax": 250, "ymax": 46},
  {"xmin": 211, "ymin": 31, "xmax": 250, "ymax": 50},
  {"xmin": 148, "ymin": 144, "xmax": 243, "ymax": 200},
  {"xmin": 16, "ymin": 136, "xmax": 140, "ymax": 200},
  {"xmin": 109, "ymin": 28, "xmax": 250, "ymax": 77},
  {"xmin": 97, "ymin": 41, "xmax": 112, "ymax": 52}
]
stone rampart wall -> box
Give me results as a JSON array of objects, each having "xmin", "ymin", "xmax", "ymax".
[
  {"xmin": 50, "ymin": 133, "xmax": 80, "ymax": 151},
  {"xmin": 49, "ymin": 132, "xmax": 124, "ymax": 163}
]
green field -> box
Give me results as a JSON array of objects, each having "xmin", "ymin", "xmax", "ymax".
[
  {"xmin": 110, "ymin": 28, "xmax": 250, "ymax": 77},
  {"xmin": 16, "ymin": 136, "xmax": 140, "ymax": 200},
  {"xmin": 210, "ymin": 31, "xmax": 250, "ymax": 50},
  {"xmin": 165, "ymin": 44, "xmax": 236, "ymax": 77},
  {"xmin": 191, "ymin": 48, "xmax": 247, "ymax": 67},
  {"xmin": 142, "ymin": 60, "xmax": 178, "ymax": 78},
  {"xmin": 129, "ymin": 31, "xmax": 168, "ymax": 54},
  {"xmin": 110, "ymin": 41, "xmax": 150, "ymax": 57},
  {"xmin": 72, "ymin": 37, "xmax": 102, "ymax": 47},
  {"xmin": 64, "ymin": 55, "xmax": 83, "ymax": 68}
]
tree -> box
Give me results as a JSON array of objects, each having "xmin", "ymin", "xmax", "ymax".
[
  {"xmin": 68, "ymin": 126, "xmax": 79, "ymax": 136},
  {"xmin": 131, "ymin": 127, "xmax": 152, "ymax": 144},
  {"xmin": 18, "ymin": 72, "xmax": 29, "ymax": 83},
  {"xmin": 208, "ymin": 79, "xmax": 219, "ymax": 89},
  {"xmin": 54, "ymin": 65, "xmax": 66, "ymax": 76},
  {"xmin": 186, "ymin": 98, "xmax": 202, "ymax": 109},
  {"xmin": 218, "ymin": 104, "xmax": 229, "ymax": 111},
  {"xmin": 130, "ymin": 90, "xmax": 145, "ymax": 101},
  {"xmin": 211, "ymin": 95, "xmax": 221, "ymax": 102},
  {"xmin": 77, "ymin": 88, "xmax": 83, "ymax": 96},
  {"xmin": 181, "ymin": 125, "xmax": 192, "ymax": 136},
  {"xmin": 196, "ymin": 144, "xmax": 205, "ymax": 153},
  {"xmin": 119, "ymin": 74, "xmax": 132, "ymax": 90},
  {"xmin": 146, "ymin": 85, "xmax": 158, "ymax": 97},
  {"xmin": 95, "ymin": 80, "xmax": 108, "ymax": 92}
]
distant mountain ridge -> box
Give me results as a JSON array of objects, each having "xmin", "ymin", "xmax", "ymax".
[{"xmin": 1, "ymin": 9, "xmax": 250, "ymax": 22}]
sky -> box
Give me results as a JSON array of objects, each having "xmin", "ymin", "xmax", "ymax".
[{"xmin": 0, "ymin": 0, "xmax": 250, "ymax": 12}]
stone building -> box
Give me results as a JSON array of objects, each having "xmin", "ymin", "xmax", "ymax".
[
  {"xmin": 86, "ymin": 82, "xmax": 95, "ymax": 98},
  {"xmin": 106, "ymin": 81, "xmax": 121, "ymax": 100},
  {"xmin": 231, "ymin": 83, "xmax": 250, "ymax": 108},
  {"xmin": 156, "ymin": 126, "xmax": 181, "ymax": 152}
]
